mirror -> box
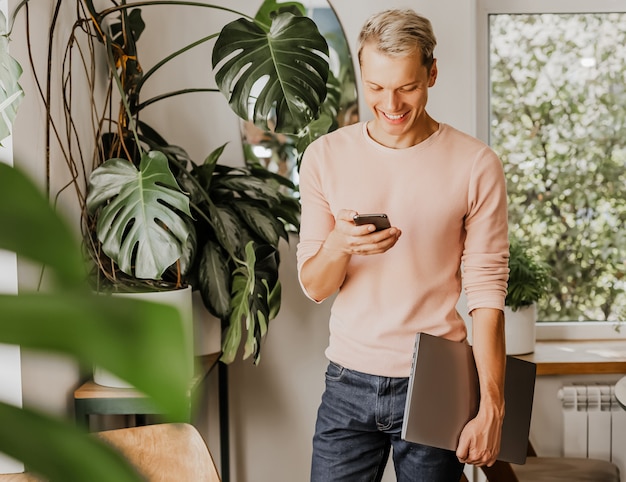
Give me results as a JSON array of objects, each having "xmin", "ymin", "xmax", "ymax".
[{"xmin": 241, "ymin": 1, "xmax": 359, "ymax": 189}]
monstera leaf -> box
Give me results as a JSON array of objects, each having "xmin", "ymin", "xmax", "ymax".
[
  {"xmin": 212, "ymin": 11, "xmax": 329, "ymax": 133},
  {"xmin": 86, "ymin": 151, "xmax": 193, "ymax": 280},
  {"xmin": 220, "ymin": 242, "xmax": 281, "ymax": 365}
]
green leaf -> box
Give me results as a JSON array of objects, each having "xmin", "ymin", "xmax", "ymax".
[
  {"xmin": 233, "ymin": 201, "xmax": 284, "ymax": 246},
  {"xmin": 212, "ymin": 12, "xmax": 329, "ymax": 133},
  {"xmin": 254, "ymin": 0, "xmax": 306, "ymax": 28},
  {"xmin": 250, "ymin": 245, "xmax": 280, "ymax": 339},
  {"xmin": 248, "ymin": 162, "xmax": 296, "ymax": 189},
  {"xmin": 0, "ymin": 292, "xmax": 192, "ymax": 421},
  {"xmin": 219, "ymin": 242, "xmax": 282, "ymax": 365},
  {"xmin": 0, "ymin": 12, "xmax": 24, "ymax": 145},
  {"xmin": 267, "ymin": 278, "xmax": 282, "ymax": 321},
  {"xmin": 187, "ymin": 144, "xmax": 228, "ymax": 193},
  {"xmin": 221, "ymin": 242, "xmax": 257, "ymax": 364},
  {"xmin": 197, "ymin": 239, "xmax": 232, "ymax": 320},
  {"xmin": 296, "ymin": 111, "xmax": 334, "ymax": 159},
  {"xmin": 0, "ymin": 164, "xmax": 191, "ymax": 482},
  {"xmin": 110, "ymin": 8, "xmax": 146, "ymax": 46},
  {"xmin": 216, "ymin": 174, "xmax": 282, "ymax": 203},
  {"xmin": 0, "ymin": 163, "xmax": 84, "ymax": 287},
  {"xmin": 86, "ymin": 151, "xmax": 193, "ymax": 279},
  {"xmin": 0, "ymin": 403, "xmax": 143, "ymax": 482},
  {"xmin": 270, "ymin": 194, "xmax": 301, "ymax": 232},
  {"xmin": 506, "ymin": 237, "xmax": 554, "ymax": 311},
  {"xmin": 204, "ymin": 204, "xmax": 244, "ymax": 259}
]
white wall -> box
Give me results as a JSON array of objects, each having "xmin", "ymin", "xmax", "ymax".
[
  {"xmin": 7, "ymin": 0, "xmax": 622, "ymax": 481},
  {"xmin": 9, "ymin": 0, "xmax": 82, "ymax": 421}
]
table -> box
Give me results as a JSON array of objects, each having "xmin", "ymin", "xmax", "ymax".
[
  {"xmin": 74, "ymin": 353, "xmax": 220, "ymax": 427},
  {"xmin": 515, "ymin": 339, "xmax": 626, "ymax": 376}
]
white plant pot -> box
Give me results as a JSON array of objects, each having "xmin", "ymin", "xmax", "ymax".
[
  {"xmin": 93, "ymin": 286, "xmax": 194, "ymax": 388},
  {"xmin": 504, "ymin": 303, "xmax": 537, "ymax": 355},
  {"xmin": 192, "ymin": 291, "xmax": 223, "ymax": 356},
  {"xmin": 93, "ymin": 366, "xmax": 134, "ymax": 389}
]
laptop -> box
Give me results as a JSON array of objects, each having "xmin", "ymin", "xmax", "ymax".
[{"xmin": 401, "ymin": 332, "xmax": 536, "ymax": 464}]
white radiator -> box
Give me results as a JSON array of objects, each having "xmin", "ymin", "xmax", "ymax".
[{"xmin": 558, "ymin": 383, "xmax": 626, "ymax": 481}]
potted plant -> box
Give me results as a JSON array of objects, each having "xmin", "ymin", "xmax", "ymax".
[
  {"xmin": 13, "ymin": 0, "xmax": 331, "ymax": 365},
  {"xmin": 505, "ymin": 235, "xmax": 554, "ymax": 354}
]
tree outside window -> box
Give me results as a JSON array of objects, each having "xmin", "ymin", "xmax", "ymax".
[{"xmin": 489, "ymin": 13, "xmax": 626, "ymax": 322}]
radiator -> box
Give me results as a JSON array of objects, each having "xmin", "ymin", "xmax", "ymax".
[{"xmin": 558, "ymin": 383, "xmax": 626, "ymax": 481}]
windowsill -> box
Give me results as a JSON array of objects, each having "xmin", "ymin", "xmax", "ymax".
[
  {"xmin": 516, "ymin": 338, "xmax": 626, "ymax": 375},
  {"xmin": 537, "ymin": 321, "xmax": 626, "ymax": 341}
]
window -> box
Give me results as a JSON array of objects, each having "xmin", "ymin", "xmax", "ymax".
[{"xmin": 478, "ymin": 0, "xmax": 626, "ymax": 330}]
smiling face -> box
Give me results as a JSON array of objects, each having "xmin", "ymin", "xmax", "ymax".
[{"xmin": 360, "ymin": 42, "xmax": 438, "ymax": 149}]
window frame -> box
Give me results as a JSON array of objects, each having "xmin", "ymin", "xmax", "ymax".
[{"xmin": 476, "ymin": 0, "xmax": 626, "ymax": 340}]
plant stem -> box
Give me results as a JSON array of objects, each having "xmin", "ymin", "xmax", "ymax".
[
  {"xmin": 137, "ymin": 33, "xmax": 220, "ymax": 90},
  {"xmin": 136, "ymin": 88, "xmax": 220, "ymax": 112},
  {"xmin": 96, "ymin": 2, "xmax": 255, "ymax": 24}
]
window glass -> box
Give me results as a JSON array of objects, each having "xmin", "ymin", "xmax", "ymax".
[{"xmin": 488, "ymin": 13, "xmax": 626, "ymax": 322}]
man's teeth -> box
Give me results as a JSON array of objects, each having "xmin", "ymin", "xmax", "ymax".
[{"xmin": 385, "ymin": 113, "xmax": 405, "ymax": 120}]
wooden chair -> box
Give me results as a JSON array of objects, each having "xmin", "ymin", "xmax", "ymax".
[
  {"xmin": 96, "ymin": 423, "xmax": 221, "ymax": 482},
  {"xmin": 480, "ymin": 442, "xmax": 620, "ymax": 482},
  {"xmin": 0, "ymin": 423, "xmax": 220, "ymax": 482}
]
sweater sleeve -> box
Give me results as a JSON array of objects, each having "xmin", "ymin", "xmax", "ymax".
[
  {"xmin": 462, "ymin": 147, "xmax": 510, "ymax": 313},
  {"xmin": 295, "ymin": 139, "xmax": 336, "ymax": 302}
]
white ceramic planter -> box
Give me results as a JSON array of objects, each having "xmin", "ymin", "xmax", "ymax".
[
  {"xmin": 93, "ymin": 286, "xmax": 194, "ymax": 388},
  {"xmin": 504, "ymin": 303, "xmax": 537, "ymax": 355},
  {"xmin": 192, "ymin": 291, "xmax": 222, "ymax": 356}
]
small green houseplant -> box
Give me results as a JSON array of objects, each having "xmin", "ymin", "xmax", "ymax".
[
  {"xmin": 504, "ymin": 235, "xmax": 554, "ymax": 354},
  {"xmin": 13, "ymin": 0, "xmax": 331, "ymax": 364},
  {"xmin": 506, "ymin": 236, "xmax": 554, "ymax": 312}
]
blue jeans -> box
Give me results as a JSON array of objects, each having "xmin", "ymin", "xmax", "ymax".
[{"xmin": 311, "ymin": 362, "xmax": 464, "ymax": 482}]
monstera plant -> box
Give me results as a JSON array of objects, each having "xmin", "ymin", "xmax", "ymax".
[{"xmin": 15, "ymin": 0, "xmax": 331, "ymax": 364}]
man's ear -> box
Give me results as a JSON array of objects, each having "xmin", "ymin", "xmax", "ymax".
[{"xmin": 428, "ymin": 59, "xmax": 438, "ymax": 87}]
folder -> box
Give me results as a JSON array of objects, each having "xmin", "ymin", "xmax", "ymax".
[{"xmin": 401, "ymin": 332, "xmax": 536, "ymax": 464}]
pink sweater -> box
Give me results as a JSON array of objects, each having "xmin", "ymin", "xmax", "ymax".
[{"xmin": 296, "ymin": 122, "xmax": 509, "ymax": 377}]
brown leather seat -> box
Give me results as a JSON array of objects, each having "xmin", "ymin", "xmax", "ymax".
[
  {"xmin": 0, "ymin": 423, "xmax": 220, "ymax": 482},
  {"xmin": 96, "ymin": 423, "xmax": 221, "ymax": 482}
]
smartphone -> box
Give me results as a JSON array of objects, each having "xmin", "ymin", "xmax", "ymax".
[{"xmin": 353, "ymin": 213, "xmax": 391, "ymax": 231}]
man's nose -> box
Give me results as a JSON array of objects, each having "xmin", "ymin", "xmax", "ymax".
[{"xmin": 384, "ymin": 90, "xmax": 401, "ymax": 111}]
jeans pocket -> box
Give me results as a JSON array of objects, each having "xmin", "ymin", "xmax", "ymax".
[{"xmin": 325, "ymin": 361, "xmax": 345, "ymax": 382}]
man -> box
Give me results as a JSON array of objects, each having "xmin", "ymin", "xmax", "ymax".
[{"xmin": 297, "ymin": 9, "xmax": 509, "ymax": 481}]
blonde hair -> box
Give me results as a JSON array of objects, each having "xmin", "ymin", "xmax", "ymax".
[{"xmin": 357, "ymin": 9, "xmax": 437, "ymax": 70}]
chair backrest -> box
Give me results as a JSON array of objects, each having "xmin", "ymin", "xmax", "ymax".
[{"xmin": 96, "ymin": 423, "xmax": 221, "ymax": 482}]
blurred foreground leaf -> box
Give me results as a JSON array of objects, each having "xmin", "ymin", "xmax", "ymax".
[
  {"xmin": 0, "ymin": 163, "xmax": 192, "ymax": 480},
  {"xmin": 0, "ymin": 292, "xmax": 192, "ymax": 420}
]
